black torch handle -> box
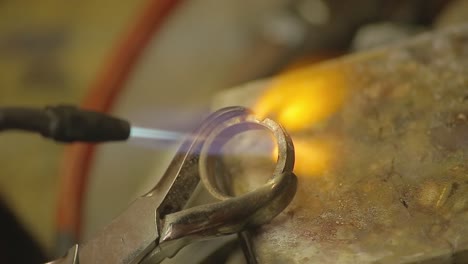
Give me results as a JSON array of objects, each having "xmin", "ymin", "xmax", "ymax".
[{"xmin": 0, "ymin": 105, "xmax": 130, "ymax": 143}]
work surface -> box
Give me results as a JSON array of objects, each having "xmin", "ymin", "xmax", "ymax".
[{"xmin": 214, "ymin": 24, "xmax": 468, "ymax": 263}]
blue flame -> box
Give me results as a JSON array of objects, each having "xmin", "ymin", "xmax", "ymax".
[{"xmin": 130, "ymin": 126, "xmax": 184, "ymax": 141}]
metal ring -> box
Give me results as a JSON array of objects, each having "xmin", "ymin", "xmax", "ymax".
[{"xmin": 199, "ymin": 115, "xmax": 295, "ymax": 201}]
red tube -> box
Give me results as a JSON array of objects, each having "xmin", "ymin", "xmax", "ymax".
[{"xmin": 56, "ymin": 0, "xmax": 182, "ymax": 244}]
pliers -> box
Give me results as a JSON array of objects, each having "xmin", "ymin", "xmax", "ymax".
[{"xmin": 48, "ymin": 106, "xmax": 296, "ymax": 263}]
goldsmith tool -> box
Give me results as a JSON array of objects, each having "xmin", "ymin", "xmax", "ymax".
[
  {"xmin": 0, "ymin": 105, "xmax": 184, "ymax": 143},
  {"xmin": 0, "ymin": 105, "xmax": 131, "ymax": 142},
  {"xmin": 46, "ymin": 106, "xmax": 296, "ymax": 263}
]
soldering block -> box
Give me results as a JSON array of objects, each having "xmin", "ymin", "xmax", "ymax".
[{"xmin": 212, "ymin": 24, "xmax": 468, "ymax": 263}]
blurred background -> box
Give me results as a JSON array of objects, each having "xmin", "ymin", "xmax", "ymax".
[{"xmin": 1, "ymin": 0, "xmax": 467, "ymax": 262}]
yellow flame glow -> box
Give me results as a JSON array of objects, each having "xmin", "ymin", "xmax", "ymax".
[
  {"xmin": 256, "ymin": 65, "xmax": 347, "ymax": 176},
  {"xmin": 255, "ymin": 66, "xmax": 347, "ymax": 132},
  {"xmin": 294, "ymin": 138, "xmax": 334, "ymax": 176}
]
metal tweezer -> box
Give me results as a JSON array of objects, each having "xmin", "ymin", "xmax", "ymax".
[{"xmin": 49, "ymin": 106, "xmax": 296, "ymax": 263}]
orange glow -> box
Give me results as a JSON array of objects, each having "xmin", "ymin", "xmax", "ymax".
[
  {"xmin": 257, "ymin": 65, "xmax": 347, "ymax": 176},
  {"xmin": 272, "ymin": 136, "xmax": 333, "ymax": 176},
  {"xmin": 293, "ymin": 138, "xmax": 333, "ymax": 176},
  {"xmin": 272, "ymin": 143, "xmax": 279, "ymax": 161},
  {"xmin": 255, "ymin": 66, "xmax": 347, "ymax": 132}
]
